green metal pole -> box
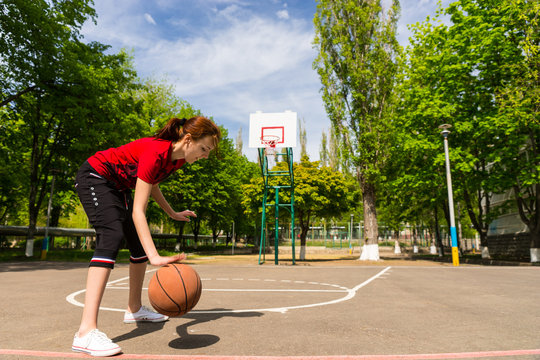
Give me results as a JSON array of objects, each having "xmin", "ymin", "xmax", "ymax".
[
  {"xmin": 274, "ymin": 187, "xmax": 279, "ymax": 265},
  {"xmin": 291, "ymin": 186, "xmax": 295, "ymax": 264},
  {"xmin": 258, "ymin": 148, "xmax": 268, "ymax": 265},
  {"xmin": 289, "ymin": 147, "xmax": 295, "ymax": 265}
]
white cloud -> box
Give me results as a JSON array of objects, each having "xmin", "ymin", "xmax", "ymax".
[
  {"xmin": 144, "ymin": 13, "xmax": 157, "ymax": 25},
  {"xmin": 215, "ymin": 4, "xmax": 243, "ymax": 20},
  {"xmin": 85, "ymin": 0, "xmax": 462, "ymax": 161},
  {"xmin": 276, "ymin": 9, "xmax": 289, "ymax": 20},
  {"xmin": 81, "ymin": 1, "xmax": 156, "ymax": 49},
  {"xmin": 135, "ymin": 17, "xmax": 314, "ymax": 97}
]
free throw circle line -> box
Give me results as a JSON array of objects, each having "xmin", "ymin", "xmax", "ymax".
[{"xmin": 66, "ymin": 266, "xmax": 392, "ymax": 314}]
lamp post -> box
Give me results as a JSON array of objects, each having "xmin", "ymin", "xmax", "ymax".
[{"xmin": 439, "ymin": 124, "xmax": 460, "ymax": 266}]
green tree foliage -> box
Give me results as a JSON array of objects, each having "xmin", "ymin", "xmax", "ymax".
[
  {"xmin": 141, "ymin": 89, "xmax": 204, "ymax": 231},
  {"xmin": 135, "ymin": 78, "xmax": 193, "ymax": 132},
  {"xmin": 319, "ymin": 126, "xmax": 342, "ymax": 172},
  {"xmin": 397, "ymin": 0, "xmax": 539, "ymax": 250},
  {"xmin": 313, "ymin": 0, "xmax": 401, "ymax": 256},
  {"xmin": 0, "ymin": 0, "xmax": 97, "ymax": 107},
  {"xmin": 494, "ymin": 0, "xmax": 540, "ymax": 248},
  {"xmin": 243, "ymin": 155, "xmax": 358, "ymax": 259},
  {"xmin": 0, "ymin": 108, "xmax": 27, "ymax": 224},
  {"xmin": 298, "ymin": 117, "xmax": 308, "ymax": 159},
  {"xmin": 160, "ymin": 127, "xmax": 258, "ymax": 248},
  {"xmin": 0, "ymin": 0, "xmax": 143, "ymax": 251},
  {"xmin": 290, "ymin": 157, "xmax": 358, "ymax": 252}
]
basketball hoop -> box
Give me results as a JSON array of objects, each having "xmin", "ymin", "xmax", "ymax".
[{"xmin": 261, "ymin": 135, "xmax": 280, "ymax": 156}]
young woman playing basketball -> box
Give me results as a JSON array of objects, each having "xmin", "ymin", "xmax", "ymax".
[{"xmin": 72, "ymin": 116, "xmax": 221, "ymax": 356}]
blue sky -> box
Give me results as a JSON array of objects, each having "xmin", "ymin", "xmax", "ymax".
[{"xmin": 81, "ymin": 0, "xmax": 452, "ymax": 162}]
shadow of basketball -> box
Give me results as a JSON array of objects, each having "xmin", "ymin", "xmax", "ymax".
[
  {"xmin": 112, "ymin": 321, "xmax": 167, "ymax": 343},
  {"xmin": 169, "ymin": 309, "xmax": 263, "ymax": 350}
]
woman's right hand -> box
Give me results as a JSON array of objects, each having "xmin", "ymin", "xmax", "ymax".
[{"xmin": 148, "ymin": 253, "xmax": 186, "ymax": 266}]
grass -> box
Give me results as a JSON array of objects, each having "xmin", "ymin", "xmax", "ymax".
[
  {"xmin": 0, "ymin": 249, "xmax": 130, "ymax": 263},
  {"xmin": 0, "ymin": 244, "xmax": 255, "ymax": 263}
]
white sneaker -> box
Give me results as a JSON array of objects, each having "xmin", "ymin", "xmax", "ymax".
[
  {"xmin": 72, "ymin": 329, "xmax": 122, "ymax": 357},
  {"xmin": 124, "ymin": 305, "xmax": 169, "ymax": 323}
]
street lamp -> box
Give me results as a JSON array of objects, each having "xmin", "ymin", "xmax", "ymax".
[{"xmin": 439, "ymin": 124, "xmax": 460, "ymax": 266}]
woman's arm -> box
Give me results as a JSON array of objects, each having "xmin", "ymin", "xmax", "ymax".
[
  {"xmin": 151, "ymin": 184, "xmax": 197, "ymax": 221},
  {"xmin": 132, "ymin": 178, "xmax": 184, "ymax": 265}
]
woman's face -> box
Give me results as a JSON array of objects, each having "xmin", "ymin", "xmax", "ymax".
[{"xmin": 184, "ymin": 135, "xmax": 215, "ymax": 164}]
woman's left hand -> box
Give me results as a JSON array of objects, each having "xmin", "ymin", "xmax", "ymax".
[{"xmin": 171, "ymin": 209, "xmax": 197, "ymax": 222}]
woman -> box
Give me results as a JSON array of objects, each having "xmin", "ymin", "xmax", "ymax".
[{"xmin": 72, "ymin": 116, "xmax": 221, "ymax": 356}]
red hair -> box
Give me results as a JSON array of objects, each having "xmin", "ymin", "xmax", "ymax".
[{"xmin": 155, "ymin": 116, "xmax": 221, "ymax": 149}]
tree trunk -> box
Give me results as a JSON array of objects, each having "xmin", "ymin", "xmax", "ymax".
[
  {"xmin": 434, "ymin": 206, "xmax": 444, "ymax": 256},
  {"xmin": 175, "ymin": 223, "xmax": 185, "ymax": 251},
  {"xmin": 530, "ymin": 231, "xmax": 540, "ymax": 262},
  {"xmin": 25, "ymin": 217, "xmax": 37, "ymax": 257},
  {"xmin": 463, "ymin": 187, "xmax": 488, "ymax": 251},
  {"xmin": 299, "ymin": 214, "xmax": 310, "ymax": 261},
  {"xmin": 26, "ymin": 177, "xmax": 40, "ymax": 257},
  {"xmin": 190, "ymin": 219, "xmax": 200, "ymax": 243},
  {"xmin": 359, "ymin": 177, "xmax": 379, "ymax": 260},
  {"xmin": 514, "ymin": 183, "xmax": 540, "ymax": 262},
  {"xmin": 49, "ymin": 205, "xmax": 61, "ymax": 249}
]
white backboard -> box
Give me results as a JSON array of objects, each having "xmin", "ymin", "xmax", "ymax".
[{"xmin": 248, "ymin": 111, "xmax": 297, "ymax": 148}]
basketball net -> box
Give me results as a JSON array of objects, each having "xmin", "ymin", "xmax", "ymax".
[{"xmin": 261, "ymin": 135, "xmax": 280, "ymax": 156}]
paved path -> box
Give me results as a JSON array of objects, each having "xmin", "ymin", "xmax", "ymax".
[{"xmin": 0, "ymin": 258, "xmax": 539, "ymax": 359}]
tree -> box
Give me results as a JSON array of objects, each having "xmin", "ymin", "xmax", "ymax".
[
  {"xmin": 313, "ymin": 0, "xmax": 401, "ymax": 260},
  {"xmin": 298, "ymin": 117, "xmax": 308, "ymax": 159},
  {"xmin": 0, "ymin": 107, "xmax": 27, "ymax": 225},
  {"xmin": 244, "ymin": 155, "xmax": 358, "ymax": 260},
  {"xmin": 319, "ymin": 131, "xmax": 329, "ymax": 168},
  {"xmin": 319, "ymin": 126, "xmax": 342, "ymax": 172},
  {"xmin": 495, "ymin": 0, "xmax": 540, "ymax": 259},
  {"xmin": 160, "ymin": 127, "xmax": 257, "ymax": 248},
  {"xmin": 0, "ymin": 0, "xmax": 144, "ymax": 255},
  {"xmin": 134, "ymin": 78, "xmax": 197, "ymax": 132},
  {"xmin": 137, "ymin": 82, "xmax": 205, "ymax": 242},
  {"xmin": 400, "ymin": 0, "xmax": 539, "ymax": 259},
  {"xmin": 235, "ymin": 128, "xmax": 243, "ymax": 155},
  {"xmin": 0, "ymin": 0, "xmax": 96, "ymax": 107}
]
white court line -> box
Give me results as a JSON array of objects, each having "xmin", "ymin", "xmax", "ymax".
[
  {"xmin": 65, "ymin": 269, "xmax": 159, "ymax": 313},
  {"xmin": 197, "ymin": 289, "xmax": 347, "ymax": 293},
  {"xmin": 66, "ymin": 266, "xmax": 392, "ymax": 314},
  {"xmin": 105, "ymin": 287, "xmax": 347, "ymax": 293},
  {"xmin": 195, "ymin": 266, "xmax": 391, "ymax": 314}
]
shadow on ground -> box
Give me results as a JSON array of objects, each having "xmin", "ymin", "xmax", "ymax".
[
  {"xmin": 111, "ymin": 309, "xmax": 263, "ymax": 350},
  {"xmin": 169, "ymin": 310, "xmax": 264, "ymax": 349}
]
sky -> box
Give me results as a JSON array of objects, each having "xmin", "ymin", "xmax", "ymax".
[{"xmin": 81, "ymin": 0, "xmax": 452, "ymax": 162}]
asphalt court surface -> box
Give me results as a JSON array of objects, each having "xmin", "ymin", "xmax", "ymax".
[{"xmin": 1, "ymin": 259, "xmax": 539, "ymax": 359}]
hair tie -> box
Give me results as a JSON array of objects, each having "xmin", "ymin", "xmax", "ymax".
[{"xmin": 179, "ymin": 118, "xmax": 187, "ymax": 126}]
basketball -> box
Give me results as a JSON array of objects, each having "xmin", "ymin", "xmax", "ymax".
[{"xmin": 148, "ymin": 263, "xmax": 202, "ymax": 317}]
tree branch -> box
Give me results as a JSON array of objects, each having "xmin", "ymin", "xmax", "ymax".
[{"xmin": 0, "ymin": 85, "xmax": 38, "ymax": 107}]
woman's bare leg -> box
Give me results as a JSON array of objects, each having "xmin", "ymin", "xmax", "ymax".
[
  {"xmin": 77, "ymin": 266, "xmax": 111, "ymax": 336},
  {"xmin": 127, "ymin": 262, "xmax": 147, "ymax": 313}
]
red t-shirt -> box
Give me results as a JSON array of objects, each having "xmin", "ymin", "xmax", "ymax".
[{"xmin": 87, "ymin": 137, "xmax": 185, "ymax": 190}]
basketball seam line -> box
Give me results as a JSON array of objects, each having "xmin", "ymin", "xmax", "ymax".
[
  {"xmin": 156, "ymin": 270, "xmax": 182, "ymax": 314},
  {"xmin": 172, "ymin": 264, "xmax": 189, "ymax": 314}
]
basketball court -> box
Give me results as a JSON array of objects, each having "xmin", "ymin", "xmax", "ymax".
[
  {"xmin": 1, "ymin": 258, "xmax": 539, "ymax": 359},
  {"xmin": 1, "ymin": 114, "xmax": 539, "ymax": 359}
]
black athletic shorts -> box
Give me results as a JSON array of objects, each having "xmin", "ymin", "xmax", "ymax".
[{"xmin": 75, "ymin": 161, "xmax": 148, "ymax": 269}]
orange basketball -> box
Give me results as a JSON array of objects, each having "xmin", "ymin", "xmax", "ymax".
[{"xmin": 148, "ymin": 263, "xmax": 202, "ymax": 317}]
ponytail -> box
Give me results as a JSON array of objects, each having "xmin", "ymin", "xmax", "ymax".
[
  {"xmin": 154, "ymin": 118, "xmax": 186, "ymax": 141},
  {"xmin": 155, "ymin": 116, "xmax": 221, "ymax": 149}
]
